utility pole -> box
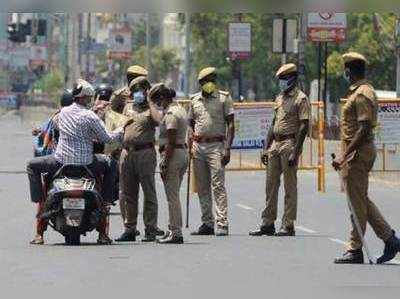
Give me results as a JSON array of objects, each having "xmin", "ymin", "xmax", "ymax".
[
  {"xmin": 235, "ymin": 13, "xmax": 244, "ymax": 99},
  {"xmin": 86, "ymin": 12, "xmax": 91, "ymax": 81},
  {"xmin": 396, "ymin": 15, "xmax": 400, "ymax": 98},
  {"xmin": 297, "ymin": 13, "xmax": 307, "ymax": 92},
  {"xmin": 184, "ymin": 12, "xmax": 191, "ymax": 97},
  {"xmin": 146, "ymin": 13, "xmax": 151, "ymax": 81}
]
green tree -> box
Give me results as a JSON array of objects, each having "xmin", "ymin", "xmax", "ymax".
[
  {"xmin": 132, "ymin": 45, "xmax": 180, "ymax": 82},
  {"xmin": 33, "ymin": 69, "xmax": 64, "ymax": 101}
]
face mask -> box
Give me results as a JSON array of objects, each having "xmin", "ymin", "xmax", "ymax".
[
  {"xmin": 202, "ymin": 82, "xmax": 216, "ymax": 95},
  {"xmin": 133, "ymin": 91, "xmax": 146, "ymax": 105},
  {"xmin": 278, "ymin": 76, "xmax": 296, "ymax": 92},
  {"xmin": 343, "ymin": 68, "xmax": 351, "ymax": 84}
]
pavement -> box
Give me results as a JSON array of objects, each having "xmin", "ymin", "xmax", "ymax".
[{"xmin": 1, "ymin": 107, "xmax": 400, "ymax": 299}]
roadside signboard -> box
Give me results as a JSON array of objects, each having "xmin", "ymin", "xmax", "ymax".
[
  {"xmin": 307, "ymin": 12, "xmax": 347, "ymax": 42},
  {"xmin": 232, "ymin": 104, "xmax": 274, "ymax": 149},
  {"xmin": 273, "ymin": 18, "xmax": 298, "ymax": 53},
  {"xmin": 29, "ymin": 45, "xmax": 48, "ymax": 67},
  {"xmin": 376, "ymin": 102, "xmax": 400, "ymax": 144},
  {"xmin": 228, "ymin": 22, "xmax": 252, "ymax": 60},
  {"xmin": 108, "ymin": 27, "xmax": 132, "ymax": 60}
]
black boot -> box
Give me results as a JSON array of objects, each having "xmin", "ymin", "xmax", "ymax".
[
  {"xmin": 275, "ymin": 226, "xmax": 295, "ymax": 236},
  {"xmin": 155, "ymin": 227, "xmax": 165, "ymax": 237},
  {"xmin": 142, "ymin": 228, "xmax": 157, "ymax": 242},
  {"xmin": 190, "ymin": 223, "xmax": 214, "ymax": 235},
  {"xmin": 157, "ymin": 231, "xmax": 184, "ymax": 244},
  {"xmin": 115, "ymin": 229, "xmax": 136, "ymax": 242},
  {"xmin": 377, "ymin": 231, "xmax": 400, "ymax": 264},
  {"xmin": 334, "ymin": 249, "xmax": 364, "ymax": 264},
  {"xmin": 249, "ymin": 224, "xmax": 275, "ymax": 236}
]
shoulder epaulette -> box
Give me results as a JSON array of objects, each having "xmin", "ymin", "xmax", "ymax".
[{"xmin": 356, "ymin": 84, "xmax": 376, "ymax": 101}]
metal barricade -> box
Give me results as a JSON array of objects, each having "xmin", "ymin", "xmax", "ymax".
[
  {"xmin": 340, "ymin": 98, "xmax": 400, "ymax": 173},
  {"xmin": 178, "ymin": 99, "xmax": 326, "ymax": 192}
]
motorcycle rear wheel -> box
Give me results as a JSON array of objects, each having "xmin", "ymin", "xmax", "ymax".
[{"xmin": 65, "ymin": 233, "xmax": 81, "ymax": 246}]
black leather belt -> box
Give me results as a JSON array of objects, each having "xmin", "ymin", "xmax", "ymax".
[
  {"xmin": 193, "ymin": 135, "xmax": 225, "ymax": 143},
  {"xmin": 124, "ymin": 142, "xmax": 154, "ymax": 151},
  {"xmin": 159, "ymin": 144, "xmax": 187, "ymax": 153},
  {"xmin": 274, "ymin": 134, "xmax": 296, "ymax": 142}
]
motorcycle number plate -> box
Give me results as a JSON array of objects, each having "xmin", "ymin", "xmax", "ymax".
[{"xmin": 63, "ymin": 198, "xmax": 85, "ymax": 210}]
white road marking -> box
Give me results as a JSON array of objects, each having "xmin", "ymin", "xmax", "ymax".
[
  {"xmin": 295, "ymin": 226, "xmax": 317, "ymax": 234},
  {"xmin": 329, "ymin": 238, "xmax": 346, "ymax": 245},
  {"xmin": 235, "ymin": 204, "xmax": 254, "ymax": 211}
]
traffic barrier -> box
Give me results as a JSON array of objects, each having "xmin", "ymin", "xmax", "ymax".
[
  {"xmin": 340, "ymin": 98, "xmax": 400, "ymax": 173},
  {"xmin": 177, "ymin": 100, "xmax": 326, "ymax": 192}
]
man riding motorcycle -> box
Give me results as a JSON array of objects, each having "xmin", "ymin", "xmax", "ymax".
[{"xmin": 27, "ymin": 79, "xmax": 123, "ymax": 245}]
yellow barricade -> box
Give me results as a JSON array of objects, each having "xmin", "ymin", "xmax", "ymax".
[{"xmin": 177, "ymin": 99, "xmax": 326, "ymax": 192}]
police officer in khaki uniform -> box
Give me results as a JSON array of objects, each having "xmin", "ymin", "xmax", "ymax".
[
  {"xmin": 110, "ymin": 65, "xmax": 148, "ymax": 114},
  {"xmin": 115, "ymin": 76, "xmax": 164, "ymax": 242},
  {"xmin": 249, "ymin": 63, "xmax": 310, "ymax": 237},
  {"xmin": 189, "ymin": 67, "xmax": 235, "ymax": 236},
  {"xmin": 332, "ymin": 52, "xmax": 400, "ymax": 264},
  {"xmin": 147, "ymin": 83, "xmax": 188, "ymax": 244}
]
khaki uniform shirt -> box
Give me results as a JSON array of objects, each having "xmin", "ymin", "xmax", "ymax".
[
  {"xmin": 273, "ymin": 87, "xmax": 310, "ymax": 136},
  {"xmin": 159, "ymin": 102, "xmax": 188, "ymax": 147},
  {"xmin": 110, "ymin": 86, "xmax": 131, "ymax": 114},
  {"xmin": 188, "ymin": 90, "xmax": 234, "ymax": 137},
  {"xmin": 341, "ymin": 79, "xmax": 378, "ymax": 142},
  {"xmin": 123, "ymin": 104, "xmax": 157, "ymax": 147},
  {"xmin": 104, "ymin": 108, "xmax": 129, "ymax": 156}
]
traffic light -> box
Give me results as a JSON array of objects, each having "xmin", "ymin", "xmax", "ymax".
[{"xmin": 7, "ymin": 23, "xmax": 26, "ymax": 43}]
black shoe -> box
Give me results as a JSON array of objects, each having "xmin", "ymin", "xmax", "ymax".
[
  {"xmin": 155, "ymin": 227, "xmax": 165, "ymax": 237},
  {"xmin": 157, "ymin": 232, "xmax": 184, "ymax": 244},
  {"xmin": 249, "ymin": 224, "xmax": 276, "ymax": 236},
  {"xmin": 142, "ymin": 228, "xmax": 157, "ymax": 242},
  {"xmin": 334, "ymin": 249, "xmax": 364, "ymax": 264},
  {"xmin": 115, "ymin": 230, "xmax": 136, "ymax": 242},
  {"xmin": 275, "ymin": 226, "xmax": 295, "ymax": 236},
  {"xmin": 190, "ymin": 223, "xmax": 215, "ymax": 235},
  {"xmin": 377, "ymin": 231, "xmax": 400, "ymax": 264}
]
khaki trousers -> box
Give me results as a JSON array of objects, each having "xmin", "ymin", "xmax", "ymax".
[
  {"xmin": 161, "ymin": 149, "xmax": 188, "ymax": 236},
  {"xmin": 192, "ymin": 142, "xmax": 228, "ymax": 228},
  {"xmin": 341, "ymin": 142, "xmax": 393, "ymax": 251},
  {"xmin": 262, "ymin": 140, "xmax": 298, "ymax": 228},
  {"xmin": 119, "ymin": 148, "xmax": 158, "ymax": 231}
]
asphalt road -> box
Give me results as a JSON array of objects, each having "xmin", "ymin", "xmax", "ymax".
[{"xmin": 1, "ymin": 108, "xmax": 400, "ymax": 299}]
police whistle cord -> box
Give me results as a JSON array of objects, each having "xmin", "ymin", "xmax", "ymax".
[{"xmin": 331, "ymin": 153, "xmax": 375, "ymax": 265}]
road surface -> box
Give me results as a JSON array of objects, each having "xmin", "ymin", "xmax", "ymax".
[{"xmin": 1, "ymin": 107, "xmax": 399, "ymax": 299}]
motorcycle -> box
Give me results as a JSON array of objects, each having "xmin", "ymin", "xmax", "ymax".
[{"xmin": 39, "ymin": 165, "xmax": 108, "ymax": 245}]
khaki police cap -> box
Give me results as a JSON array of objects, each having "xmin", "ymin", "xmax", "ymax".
[
  {"xmin": 342, "ymin": 52, "xmax": 367, "ymax": 64},
  {"xmin": 127, "ymin": 65, "xmax": 148, "ymax": 77},
  {"xmin": 149, "ymin": 82, "xmax": 167, "ymax": 100},
  {"xmin": 198, "ymin": 67, "xmax": 216, "ymax": 81},
  {"xmin": 276, "ymin": 63, "xmax": 297, "ymax": 77},
  {"xmin": 129, "ymin": 76, "xmax": 150, "ymax": 90}
]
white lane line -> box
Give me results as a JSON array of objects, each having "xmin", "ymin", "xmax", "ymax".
[
  {"xmin": 295, "ymin": 225, "xmax": 317, "ymax": 234},
  {"xmin": 235, "ymin": 204, "xmax": 254, "ymax": 211},
  {"xmin": 329, "ymin": 238, "xmax": 347, "ymax": 245}
]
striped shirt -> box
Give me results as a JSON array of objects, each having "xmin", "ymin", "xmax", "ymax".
[{"xmin": 55, "ymin": 103, "xmax": 121, "ymax": 165}]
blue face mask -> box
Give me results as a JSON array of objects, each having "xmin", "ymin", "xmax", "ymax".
[
  {"xmin": 132, "ymin": 91, "xmax": 146, "ymax": 105},
  {"xmin": 279, "ymin": 76, "xmax": 296, "ymax": 92},
  {"xmin": 343, "ymin": 68, "xmax": 351, "ymax": 84}
]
